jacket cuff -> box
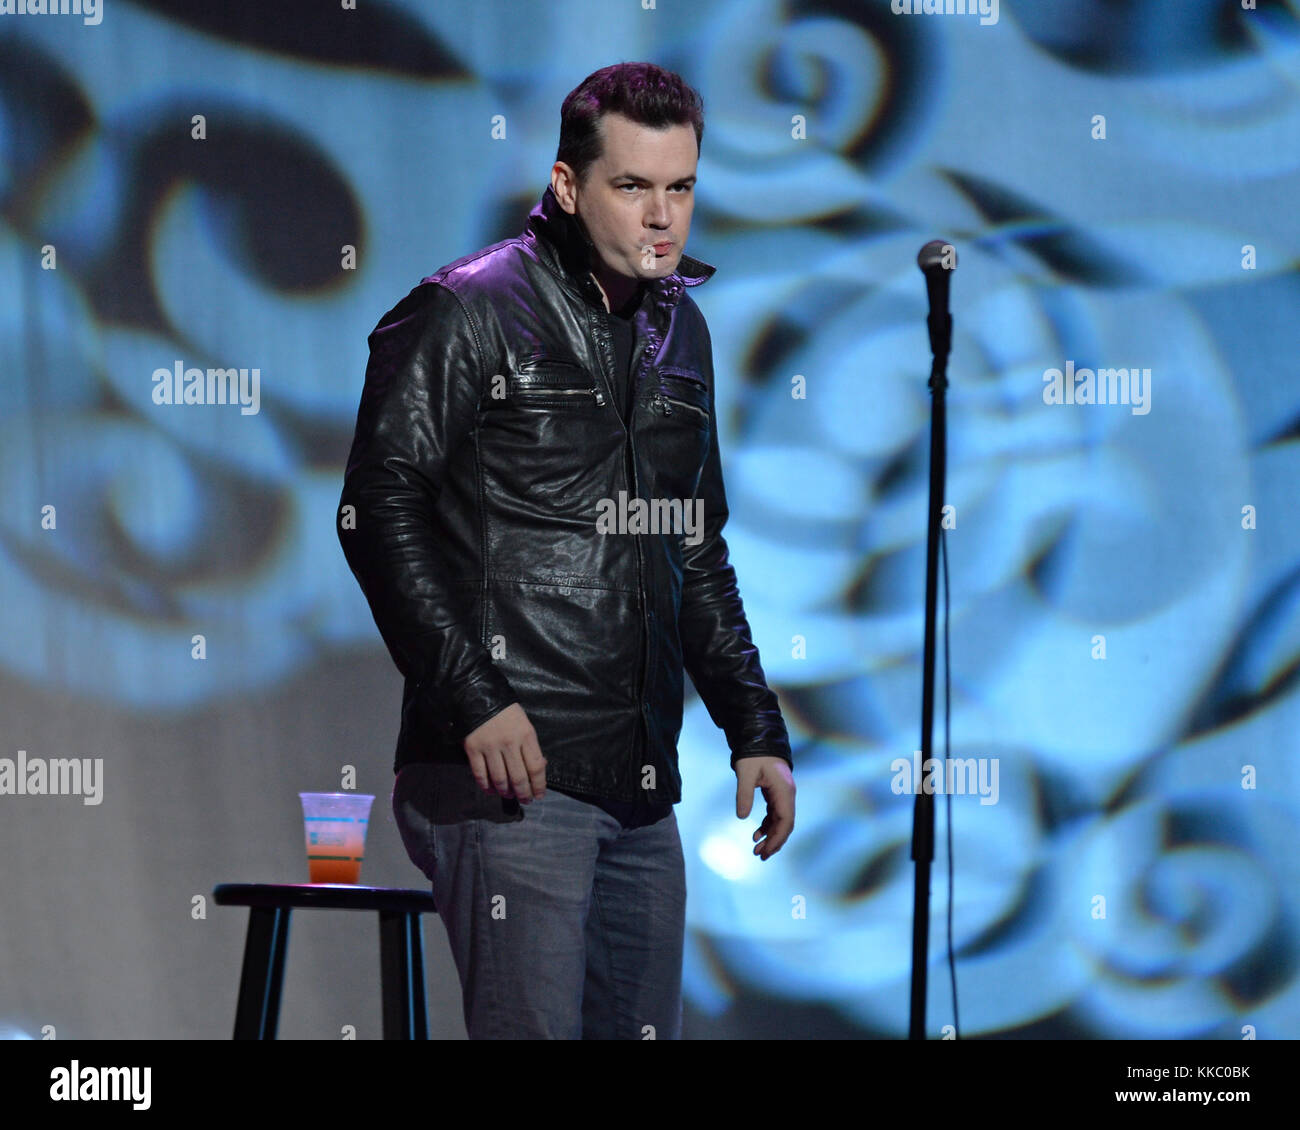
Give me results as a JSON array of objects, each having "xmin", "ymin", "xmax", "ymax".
[
  {"xmin": 429, "ymin": 666, "xmax": 519, "ymax": 743},
  {"xmin": 730, "ymin": 746, "xmax": 794, "ymax": 770}
]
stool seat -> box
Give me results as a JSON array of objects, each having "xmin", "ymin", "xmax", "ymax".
[
  {"xmin": 214, "ymin": 882, "xmax": 438, "ymax": 1040},
  {"xmin": 215, "ymin": 882, "xmax": 436, "ymax": 914}
]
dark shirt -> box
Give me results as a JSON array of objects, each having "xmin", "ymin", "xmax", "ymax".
[
  {"xmin": 606, "ymin": 281, "xmax": 640, "ymax": 420},
  {"xmin": 398, "ymin": 760, "xmax": 671, "ymax": 830}
]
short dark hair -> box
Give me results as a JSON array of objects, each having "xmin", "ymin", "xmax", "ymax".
[{"xmin": 556, "ymin": 62, "xmax": 704, "ymax": 186}]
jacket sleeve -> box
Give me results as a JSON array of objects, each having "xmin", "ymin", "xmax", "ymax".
[
  {"xmin": 677, "ymin": 320, "xmax": 794, "ymax": 771},
  {"xmin": 337, "ymin": 280, "xmax": 518, "ymax": 743}
]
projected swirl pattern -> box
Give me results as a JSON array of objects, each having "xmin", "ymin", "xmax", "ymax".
[{"xmin": 1, "ymin": 0, "xmax": 1297, "ymax": 1037}]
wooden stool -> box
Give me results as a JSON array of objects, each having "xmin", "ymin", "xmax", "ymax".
[{"xmin": 213, "ymin": 883, "xmax": 437, "ymax": 1039}]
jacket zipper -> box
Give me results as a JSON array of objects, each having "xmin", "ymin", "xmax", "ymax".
[
  {"xmin": 655, "ymin": 392, "xmax": 708, "ymax": 422},
  {"xmin": 629, "ymin": 327, "xmax": 667, "ymax": 791},
  {"xmin": 513, "ymin": 385, "xmax": 606, "ymax": 406}
]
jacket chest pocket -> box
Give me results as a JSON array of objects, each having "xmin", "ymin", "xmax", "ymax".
[
  {"xmin": 642, "ymin": 365, "xmax": 711, "ymax": 500},
  {"xmin": 486, "ymin": 357, "xmax": 622, "ymax": 507},
  {"xmin": 507, "ymin": 358, "xmax": 606, "ymax": 410},
  {"xmin": 651, "ymin": 366, "xmax": 709, "ymax": 427}
]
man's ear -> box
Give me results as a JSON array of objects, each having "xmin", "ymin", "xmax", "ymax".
[{"xmin": 551, "ymin": 162, "xmax": 579, "ymax": 214}]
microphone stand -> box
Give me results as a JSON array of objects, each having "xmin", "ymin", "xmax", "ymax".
[{"xmin": 908, "ymin": 250, "xmax": 953, "ymax": 1040}]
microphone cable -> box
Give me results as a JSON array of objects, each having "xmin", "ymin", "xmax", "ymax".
[{"xmin": 941, "ymin": 522, "xmax": 960, "ymax": 1038}]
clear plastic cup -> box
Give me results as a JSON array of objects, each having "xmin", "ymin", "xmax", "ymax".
[{"xmin": 299, "ymin": 792, "xmax": 374, "ymax": 884}]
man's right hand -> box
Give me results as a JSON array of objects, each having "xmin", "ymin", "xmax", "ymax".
[{"xmin": 462, "ymin": 702, "xmax": 547, "ymax": 802}]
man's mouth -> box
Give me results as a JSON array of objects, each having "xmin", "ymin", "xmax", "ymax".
[{"xmin": 650, "ymin": 241, "xmax": 673, "ymax": 256}]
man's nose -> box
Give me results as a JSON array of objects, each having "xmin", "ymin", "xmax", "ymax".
[{"xmin": 644, "ymin": 196, "xmax": 671, "ymax": 227}]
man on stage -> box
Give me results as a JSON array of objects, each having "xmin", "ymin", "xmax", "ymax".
[{"xmin": 339, "ymin": 61, "xmax": 795, "ymax": 1039}]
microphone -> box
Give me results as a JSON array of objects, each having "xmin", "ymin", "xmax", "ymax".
[{"xmin": 916, "ymin": 240, "xmax": 956, "ymax": 358}]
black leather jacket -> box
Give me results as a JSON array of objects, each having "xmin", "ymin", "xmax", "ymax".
[{"xmin": 338, "ymin": 185, "xmax": 793, "ymax": 804}]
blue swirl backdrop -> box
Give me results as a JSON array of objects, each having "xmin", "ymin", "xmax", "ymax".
[{"xmin": 1, "ymin": 0, "xmax": 1297, "ymax": 1039}]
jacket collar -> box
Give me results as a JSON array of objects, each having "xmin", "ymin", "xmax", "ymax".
[{"xmin": 524, "ymin": 184, "xmax": 715, "ymax": 313}]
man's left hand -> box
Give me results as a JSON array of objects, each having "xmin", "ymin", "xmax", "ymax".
[{"xmin": 735, "ymin": 756, "xmax": 795, "ymax": 860}]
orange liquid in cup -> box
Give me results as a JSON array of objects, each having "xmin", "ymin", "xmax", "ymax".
[
  {"xmin": 305, "ymin": 820, "xmax": 367, "ymax": 884},
  {"xmin": 307, "ymin": 857, "xmax": 362, "ymax": 884}
]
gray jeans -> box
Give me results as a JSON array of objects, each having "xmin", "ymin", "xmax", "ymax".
[{"xmin": 391, "ymin": 762, "xmax": 686, "ymax": 1039}]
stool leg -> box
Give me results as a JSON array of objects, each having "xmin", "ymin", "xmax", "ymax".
[
  {"xmin": 378, "ymin": 909, "xmax": 409, "ymax": 1039},
  {"xmin": 379, "ymin": 909, "xmax": 428, "ymax": 1039},
  {"xmin": 233, "ymin": 906, "xmax": 292, "ymax": 1039},
  {"xmin": 408, "ymin": 913, "xmax": 428, "ymax": 1040}
]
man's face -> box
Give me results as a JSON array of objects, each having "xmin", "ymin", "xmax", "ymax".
[{"xmin": 554, "ymin": 111, "xmax": 697, "ymax": 282}]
